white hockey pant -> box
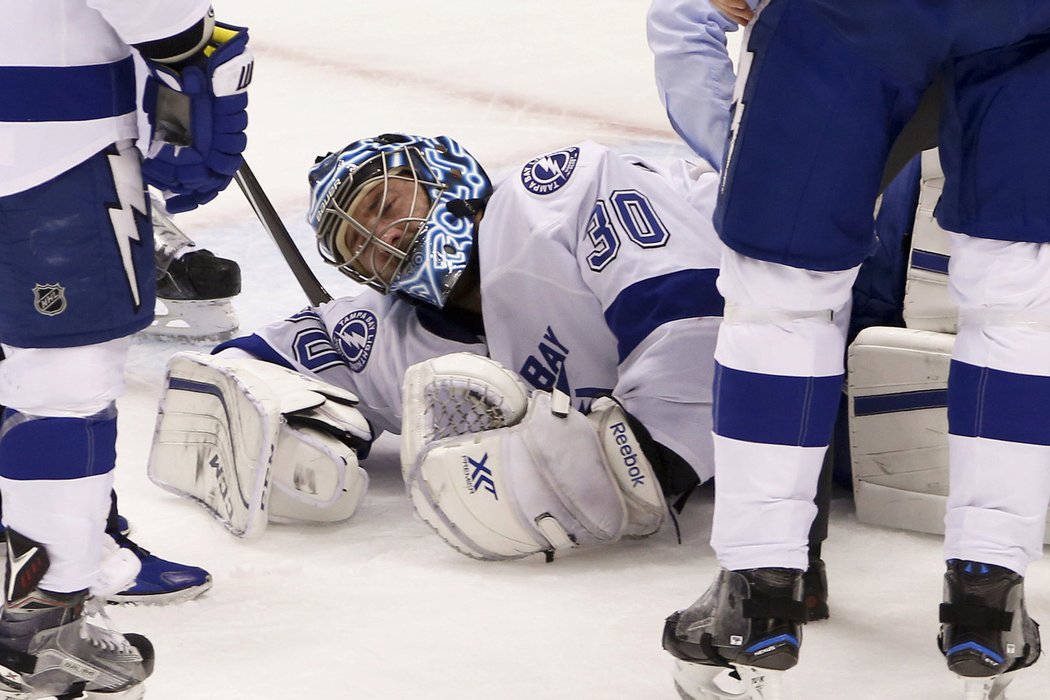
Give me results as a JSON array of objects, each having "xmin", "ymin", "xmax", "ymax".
[
  {"xmin": 0, "ymin": 338, "xmax": 129, "ymax": 593},
  {"xmin": 944, "ymin": 233, "xmax": 1050, "ymax": 575},
  {"xmin": 710, "ymin": 247, "xmax": 858, "ymax": 571}
]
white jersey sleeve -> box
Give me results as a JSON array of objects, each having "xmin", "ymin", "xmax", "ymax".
[
  {"xmin": 479, "ymin": 142, "xmax": 723, "ymax": 481},
  {"xmin": 0, "ymin": 0, "xmax": 211, "ymax": 196},
  {"xmin": 85, "ymin": 0, "xmax": 212, "ymax": 45},
  {"xmin": 646, "ymin": 0, "xmax": 737, "ymax": 171},
  {"xmin": 216, "ymin": 287, "xmax": 487, "ymax": 437}
]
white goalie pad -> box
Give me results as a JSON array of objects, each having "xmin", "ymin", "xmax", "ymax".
[
  {"xmin": 401, "ymin": 353, "xmax": 665, "ymax": 560},
  {"xmin": 148, "ymin": 352, "xmax": 371, "ymax": 537},
  {"xmin": 848, "ymin": 326, "xmax": 954, "ymax": 536},
  {"xmin": 902, "ymin": 149, "xmax": 958, "ymax": 334},
  {"xmin": 849, "ymin": 327, "xmax": 1050, "ymax": 543}
]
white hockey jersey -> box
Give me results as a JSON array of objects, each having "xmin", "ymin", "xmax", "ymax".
[
  {"xmin": 233, "ymin": 142, "xmax": 723, "ymax": 481},
  {"xmin": 0, "ymin": 0, "xmax": 211, "ymax": 196},
  {"xmin": 230, "ymin": 288, "xmax": 487, "ymax": 437},
  {"xmin": 479, "ymin": 142, "xmax": 722, "ymax": 480}
]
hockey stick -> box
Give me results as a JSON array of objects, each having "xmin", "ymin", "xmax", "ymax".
[{"xmin": 233, "ymin": 160, "xmax": 333, "ymax": 306}]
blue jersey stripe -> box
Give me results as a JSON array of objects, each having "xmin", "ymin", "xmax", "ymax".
[
  {"xmin": 910, "ymin": 249, "xmax": 950, "ymax": 275},
  {"xmin": 213, "ymin": 334, "xmax": 296, "ymax": 370},
  {"xmin": 949, "ymin": 360, "xmax": 1050, "ymax": 446},
  {"xmin": 0, "ymin": 57, "xmax": 136, "ymax": 122},
  {"xmin": 713, "ymin": 363, "xmax": 843, "ymax": 447},
  {"xmin": 0, "ymin": 407, "xmax": 116, "ymax": 481},
  {"xmin": 604, "ymin": 268, "xmax": 723, "ymax": 363},
  {"xmin": 853, "ymin": 388, "xmax": 948, "ymax": 416}
]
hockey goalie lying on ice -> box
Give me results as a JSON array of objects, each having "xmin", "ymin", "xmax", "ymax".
[{"xmin": 146, "ymin": 133, "xmax": 834, "ymax": 619}]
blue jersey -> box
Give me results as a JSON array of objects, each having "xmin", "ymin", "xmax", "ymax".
[{"xmin": 716, "ymin": 0, "xmax": 1050, "ymax": 270}]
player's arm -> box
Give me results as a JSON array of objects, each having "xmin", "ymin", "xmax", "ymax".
[
  {"xmin": 216, "ymin": 295, "xmax": 487, "ymax": 432},
  {"xmin": 647, "ymin": 0, "xmax": 736, "ymax": 171}
]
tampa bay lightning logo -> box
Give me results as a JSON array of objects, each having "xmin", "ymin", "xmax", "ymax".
[
  {"xmin": 333, "ymin": 310, "xmax": 378, "ymax": 373},
  {"xmin": 521, "ymin": 147, "xmax": 580, "ymax": 195}
]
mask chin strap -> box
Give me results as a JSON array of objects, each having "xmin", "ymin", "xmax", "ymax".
[{"xmin": 446, "ymin": 197, "xmax": 488, "ymax": 218}]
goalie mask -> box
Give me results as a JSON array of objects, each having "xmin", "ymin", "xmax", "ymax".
[{"xmin": 307, "ymin": 134, "xmax": 492, "ymax": 308}]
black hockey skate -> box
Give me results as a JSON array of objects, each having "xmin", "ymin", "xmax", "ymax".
[
  {"xmin": 149, "ymin": 199, "xmax": 241, "ymax": 340},
  {"xmin": 0, "ymin": 530, "xmax": 154, "ymax": 699},
  {"xmin": 939, "ymin": 560, "xmax": 1040, "ymax": 698},
  {"xmin": 664, "ymin": 568, "xmax": 807, "ymax": 699},
  {"xmin": 156, "ymin": 249, "xmax": 241, "ymax": 302},
  {"xmin": 152, "ymin": 249, "xmax": 242, "ymax": 340},
  {"xmin": 802, "ymin": 558, "xmax": 828, "ymax": 622}
]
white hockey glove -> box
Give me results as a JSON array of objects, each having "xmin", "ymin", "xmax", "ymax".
[
  {"xmin": 401, "ymin": 353, "xmax": 666, "ymax": 560},
  {"xmin": 148, "ymin": 351, "xmax": 372, "ymax": 537}
]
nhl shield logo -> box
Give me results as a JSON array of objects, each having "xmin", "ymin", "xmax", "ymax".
[{"xmin": 33, "ymin": 283, "xmax": 67, "ymax": 316}]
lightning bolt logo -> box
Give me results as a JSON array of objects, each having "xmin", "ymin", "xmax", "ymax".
[
  {"xmin": 344, "ymin": 326, "xmax": 369, "ymax": 354},
  {"xmin": 535, "ymin": 156, "xmax": 564, "ymax": 181},
  {"xmin": 106, "ymin": 149, "xmax": 148, "ymax": 309}
]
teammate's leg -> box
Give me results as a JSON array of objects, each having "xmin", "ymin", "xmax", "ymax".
[
  {"xmin": 664, "ymin": 1, "xmax": 929, "ymax": 695},
  {"xmin": 0, "ymin": 141, "xmax": 155, "ymax": 696},
  {"xmin": 934, "ymin": 34, "xmax": 1050, "ymax": 694},
  {"xmin": 936, "ymin": 233, "xmax": 1048, "ymax": 693}
]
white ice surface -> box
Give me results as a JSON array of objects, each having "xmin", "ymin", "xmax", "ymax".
[{"xmin": 107, "ymin": 2, "xmax": 1050, "ymax": 698}]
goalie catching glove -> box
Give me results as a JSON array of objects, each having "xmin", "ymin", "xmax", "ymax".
[
  {"xmin": 148, "ymin": 351, "xmax": 372, "ymax": 537},
  {"xmin": 400, "ymin": 352, "xmax": 667, "ymax": 560}
]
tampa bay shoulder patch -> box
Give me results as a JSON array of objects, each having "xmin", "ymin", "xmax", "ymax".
[
  {"xmin": 333, "ymin": 309, "xmax": 378, "ymax": 372},
  {"xmin": 520, "ymin": 147, "xmax": 580, "ymax": 195}
]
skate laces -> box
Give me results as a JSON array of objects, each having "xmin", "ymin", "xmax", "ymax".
[{"xmin": 79, "ymin": 601, "xmax": 133, "ymax": 654}]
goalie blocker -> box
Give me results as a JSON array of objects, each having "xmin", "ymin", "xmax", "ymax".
[
  {"xmin": 400, "ymin": 352, "xmax": 668, "ymax": 560},
  {"xmin": 148, "ymin": 352, "xmax": 372, "ymax": 537}
]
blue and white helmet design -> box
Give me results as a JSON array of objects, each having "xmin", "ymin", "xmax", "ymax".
[{"xmin": 307, "ymin": 134, "xmax": 492, "ymax": 308}]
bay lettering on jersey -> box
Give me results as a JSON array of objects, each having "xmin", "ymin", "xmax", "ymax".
[{"xmin": 519, "ymin": 326, "xmax": 571, "ymax": 395}]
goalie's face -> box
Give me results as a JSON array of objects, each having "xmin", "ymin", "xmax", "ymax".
[
  {"xmin": 330, "ymin": 170, "xmax": 432, "ymax": 289},
  {"xmin": 324, "ymin": 169, "xmax": 432, "ymax": 290}
]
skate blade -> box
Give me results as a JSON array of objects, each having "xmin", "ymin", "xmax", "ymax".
[
  {"xmin": 145, "ymin": 297, "xmax": 239, "ymax": 342},
  {"xmin": 0, "ymin": 677, "xmax": 145, "ymax": 700},
  {"xmin": 961, "ymin": 673, "xmax": 1014, "ymax": 700},
  {"xmin": 78, "ymin": 683, "xmax": 146, "ymax": 700},
  {"xmin": 673, "ymin": 661, "xmax": 786, "ymax": 700},
  {"xmin": 733, "ymin": 665, "xmax": 787, "ymax": 700},
  {"xmin": 105, "ymin": 576, "xmax": 213, "ymax": 606}
]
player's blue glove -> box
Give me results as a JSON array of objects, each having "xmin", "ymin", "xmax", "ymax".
[{"xmin": 142, "ymin": 22, "xmax": 253, "ymax": 213}]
